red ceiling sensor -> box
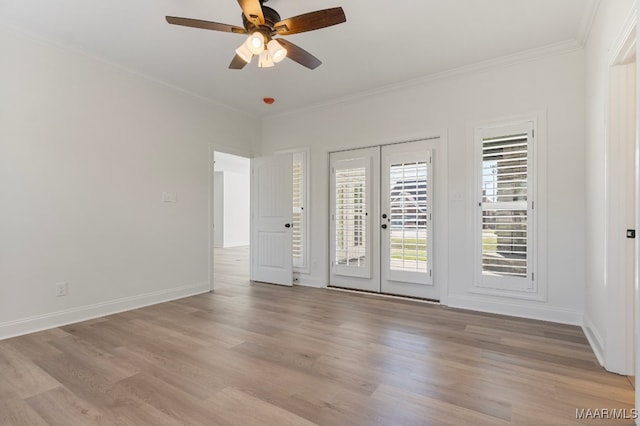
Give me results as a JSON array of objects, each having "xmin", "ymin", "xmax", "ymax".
[{"xmin": 263, "ymin": 97, "xmax": 275, "ymax": 105}]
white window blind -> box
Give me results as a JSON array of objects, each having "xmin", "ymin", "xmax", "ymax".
[
  {"xmin": 389, "ymin": 161, "xmax": 429, "ymax": 274},
  {"xmin": 291, "ymin": 150, "xmax": 308, "ymax": 271},
  {"xmin": 292, "ymin": 153, "xmax": 304, "ymax": 265},
  {"xmin": 477, "ymin": 122, "xmax": 535, "ymax": 291},
  {"xmin": 335, "ymin": 167, "xmax": 368, "ymax": 268}
]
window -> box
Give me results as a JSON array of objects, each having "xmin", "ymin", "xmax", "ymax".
[
  {"xmin": 476, "ymin": 121, "xmax": 535, "ymax": 291},
  {"xmin": 335, "ymin": 166, "xmax": 368, "ymax": 267},
  {"xmin": 292, "ymin": 151, "xmax": 309, "ymax": 271},
  {"xmin": 389, "ymin": 161, "xmax": 429, "ymax": 274}
]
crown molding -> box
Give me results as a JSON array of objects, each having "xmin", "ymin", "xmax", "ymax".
[
  {"xmin": 265, "ymin": 40, "xmax": 583, "ymax": 121},
  {"xmin": 577, "ymin": 0, "xmax": 602, "ymax": 46},
  {"xmin": 608, "ymin": 0, "xmax": 638, "ymax": 66}
]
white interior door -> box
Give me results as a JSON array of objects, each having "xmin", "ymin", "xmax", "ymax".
[
  {"xmin": 330, "ymin": 140, "xmax": 438, "ymax": 300},
  {"xmin": 250, "ymin": 154, "xmax": 293, "ymax": 286}
]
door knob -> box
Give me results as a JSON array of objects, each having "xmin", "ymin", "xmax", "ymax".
[
  {"xmin": 284, "ymin": 223, "xmax": 292, "ymax": 228},
  {"xmin": 381, "ymin": 224, "xmax": 388, "ymax": 229}
]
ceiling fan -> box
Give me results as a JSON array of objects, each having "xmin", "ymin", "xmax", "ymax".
[{"xmin": 166, "ymin": 0, "xmax": 346, "ymax": 70}]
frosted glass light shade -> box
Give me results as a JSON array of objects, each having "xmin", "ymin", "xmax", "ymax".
[
  {"xmin": 235, "ymin": 43, "xmax": 253, "ymax": 63},
  {"xmin": 247, "ymin": 32, "xmax": 265, "ymax": 55},
  {"xmin": 267, "ymin": 39, "xmax": 287, "ymax": 63},
  {"xmin": 258, "ymin": 51, "xmax": 274, "ymax": 68}
]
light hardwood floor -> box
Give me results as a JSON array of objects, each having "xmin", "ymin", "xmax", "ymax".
[{"xmin": 0, "ymin": 246, "xmax": 635, "ymax": 425}]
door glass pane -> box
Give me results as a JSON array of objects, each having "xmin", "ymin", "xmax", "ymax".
[
  {"xmin": 335, "ymin": 167, "xmax": 367, "ymax": 267},
  {"xmin": 389, "ymin": 162, "xmax": 428, "ymax": 273},
  {"xmin": 481, "ymin": 133, "xmax": 528, "ymax": 278}
]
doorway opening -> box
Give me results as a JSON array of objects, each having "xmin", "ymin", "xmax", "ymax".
[{"xmin": 212, "ymin": 151, "xmax": 251, "ymax": 289}]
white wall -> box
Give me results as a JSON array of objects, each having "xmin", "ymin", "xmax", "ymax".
[
  {"xmin": 0, "ymin": 27, "xmax": 259, "ymax": 338},
  {"xmin": 213, "ymin": 152, "xmax": 250, "ymax": 248},
  {"xmin": 261, "ymin": 46, "xmax": 586, "ymax": 324},
  {"xmin": 213, "ymin": 172, "xmax": 225, "ymax": 247},
  {"xmin": 583, "ymin": 0, "xmax": 635, "ymax": 362},
  {"xmin": 221, "ymin": 172, "xmax": 250, "ymax": 247},
  {"xmin": 212, "ymin": 171, "xmax": 250, "ymax": 247}
]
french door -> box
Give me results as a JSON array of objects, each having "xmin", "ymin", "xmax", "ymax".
[{"xmin": 330, "ymin": 140, "xmax": 438, "ymax": 300}]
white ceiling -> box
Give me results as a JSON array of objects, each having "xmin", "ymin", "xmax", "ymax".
[{"xmin": 0, "ymin": 0, "xmax": 597, "ymax": 117}]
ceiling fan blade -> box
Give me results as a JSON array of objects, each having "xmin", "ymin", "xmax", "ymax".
[
  {"xmin": 229, "ymin": 54, "xmax": 248, "ymax": 69},
  {"xmin": 166, "ymin": 16, "xmax": 247, "ymax": 34},
  {"xmin": 274, "ymin": 7, "xmax": 346, "ymax": 36},
  {"xmin": 237, "ymin": 0, "xmax": 265, "ymax": 26},
  {"xmin": 276, "ymin": 39, "xmax": 322, "ymax": 70}
]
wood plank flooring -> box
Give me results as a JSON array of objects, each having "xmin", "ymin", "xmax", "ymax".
[{"xmin": 0, "ymin": 246, "xmax": 635, "ymax": 425}]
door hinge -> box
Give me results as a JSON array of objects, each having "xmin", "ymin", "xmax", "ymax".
[
  {"xmin": 532, "ymin": 201, "xmax": 535, "ymax": 210},
  {"xmin": 429, "ymin": 213, "xmax": 432, "ymax": 221},
  {"xmin": 532, "ymin": 129, "xmax": 535, "ymax": 138},
  {"xmin": 532, "ymin": 272, "xmax": 535, "ymax": 281},
  {"xmin": 429, "ymin": 270, "xmax": 432, "ymax": 277}
]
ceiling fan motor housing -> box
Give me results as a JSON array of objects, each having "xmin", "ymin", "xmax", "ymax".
[{"xmin": 242, "ymin": 6, "xmax": 281, "ymax": 37}]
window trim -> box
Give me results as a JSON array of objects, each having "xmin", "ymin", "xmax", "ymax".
[{"xmin": 474, "ymin": 119, "xmax": 538, "ymax": 294}]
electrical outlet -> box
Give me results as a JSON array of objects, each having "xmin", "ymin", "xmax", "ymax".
[{"xmin": 55, "ymin": 282, "xmax": 68, "ymax": 297}]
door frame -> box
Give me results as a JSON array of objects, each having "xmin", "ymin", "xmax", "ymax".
[{"xmin": 327, "ymin": 131, "xmax": 449, "ymax": 302}]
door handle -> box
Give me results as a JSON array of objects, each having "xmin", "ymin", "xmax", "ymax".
[
  {"xmin": 284, "ymin": 223, "xmax": 292, "ymax": 228},
  {"xmin": 381, "ymin": 224, "xmax": 388, "ymax": 229}
]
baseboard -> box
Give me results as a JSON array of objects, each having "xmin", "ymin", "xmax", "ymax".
[
  {"xmin": 293, "ymin": 276, "xmax": 327, "ymax": 288},
  {"xmin": 582, "ymin": 314, "xmax": 605, "ymax": 366},
  {"xmin": 446, "ymin": 294, "xmax": 582, "ymax": 325},
  {"xmin": 0, "ymin": 282, "xmax": 210, "ymax": 340}
]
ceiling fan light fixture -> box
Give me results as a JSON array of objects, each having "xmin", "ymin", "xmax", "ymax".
[
  {"xmin": 258, "ymin": 50, "xmax": 274, "ymax": 68},
  {"xmin": 235, "ymin": 43, "xmax": 253, "ymax": 63},
  {"xmin": 246, "ymin": 32, "xmax": 265, "ymax": 55},
  {"xmin": 267, "ymin": 39, "xmax": 287, "ymax": 63},
  {"xmin": 166, "ymin": 5, "xmax": 346, "ymax": 71}
]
